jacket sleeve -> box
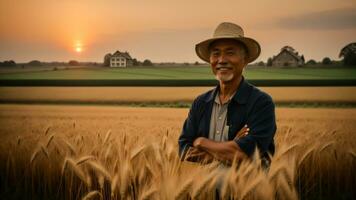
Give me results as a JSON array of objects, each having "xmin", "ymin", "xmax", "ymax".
[
  {"xmin": 178, "ymin": 98, "xmax": 200, "ymax": 157},
  {"xmin": 234, "ymin": 94, "xmax": 276, "ymax": 157}
]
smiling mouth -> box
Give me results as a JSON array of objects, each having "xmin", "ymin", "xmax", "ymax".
[{"xmin": 216, "ymin": 67, "xmax": 232, "ymax": 71}]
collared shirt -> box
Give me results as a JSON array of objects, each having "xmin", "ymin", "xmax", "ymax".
[
  {"xmin": 179, "ymin": 76, "xmax": 276, "ymax": 158},
  {"xmin": 208, "ymin": 90, "xmax": 236, "ymax": 142}
]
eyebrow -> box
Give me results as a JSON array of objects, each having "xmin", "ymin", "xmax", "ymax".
[{"xmin": 211, "ymin": 47, "xmax": 237, "ymax": 52}]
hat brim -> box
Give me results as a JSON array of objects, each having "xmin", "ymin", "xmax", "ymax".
[{"xmin": 195, "ymin": 36, "xmax": 261, "ymax": 63}]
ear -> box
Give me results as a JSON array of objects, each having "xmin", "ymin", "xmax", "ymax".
[{"xmin": 242, "ymin": 57, "xmax": 248, "ymax": 67}]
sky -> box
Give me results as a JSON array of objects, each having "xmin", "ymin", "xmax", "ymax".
[{"xmin": 0, "ymin": 0, "xmax": 355, "ymax": 63}]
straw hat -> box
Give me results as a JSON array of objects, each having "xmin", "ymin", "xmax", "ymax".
[{"xmin": 195, "ymin": 22, "xmax": 261, "ymax": 63}]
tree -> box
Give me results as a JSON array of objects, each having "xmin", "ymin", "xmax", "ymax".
[
  {"xmin": 257, "ymin": 61, "xmax": 265, "ymax": 66},
  {"xmin": 68, "ymin": 60, "xmax": 79, "ymax": 66},
  {"xmin": 339, "ymin": 43, "xmax": 356, "ymax": 66},
  {"xmin": 132, "ymin": 58, "xmax": 139, "ymax": 66},
  {"xmin": 343, "ymin": 52, "xmax": 356, "ymax": 66},
  {"xmin": 0, "ymin": 60, "xmax": 16, "ymax": 67},
  {"xmin": 267, "ymin": 57, "xmax": 273, "ymax": 66},
  {"xmin": 306, "ymin": 59, "xmax": 317, "ymax": 65},
  {"xmin": 301, "ymin": 55, "xmax": 305, "ymax": 63},
  {"xmin": 27, "ymin": 60, "xmax": 42, "ymax": 66},
  {"xmin": 194, "ymin": 61, "xmax": 200, "ymax": 65},
  {"xmin": 142, "ymin": 59, "xmax": 153, "ymax": 66},
  {"xmin": 103, "ymin": 53, "xmax": 112, "ymax": 67},
  {"xmin": 322, "ymin": 57, "xmax": 332, "ymax": 65}
]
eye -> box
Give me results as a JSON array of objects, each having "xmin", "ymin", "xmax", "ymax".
[
  {"xmin": 227, "ymin": 51, "xmax": 235, "ymax": 56},
  {"xmin": 211, "ymin": 51, "xmax": 220, "ymax": 57}
]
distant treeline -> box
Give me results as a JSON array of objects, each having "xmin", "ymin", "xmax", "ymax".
[
  {"xmin": 2, "ymin": 51, "xmax": 356, "ymax": 68},
  {"xmin": 251, "ymin": 59, "xmax": 351, "ymax": 67},
  {"xmin": 1, "ymin": 59, "xmax": 355, "ymax": 68},
  {"xmin": 1, "ymin": 79, "xmax": 355, "ymax": 86},
  {"xmin": 0, "ymin": 60, "xmax": 101, "ymax": 67}
]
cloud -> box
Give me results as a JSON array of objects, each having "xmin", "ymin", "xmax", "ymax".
[{"xmin": 275, "ymin": 7, "xmax": 356, "ymax": 30}]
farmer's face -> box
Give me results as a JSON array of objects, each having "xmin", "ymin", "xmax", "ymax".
[{"xmin": 209, "ymin": 39, "xmax": 247, "ymax": 83}]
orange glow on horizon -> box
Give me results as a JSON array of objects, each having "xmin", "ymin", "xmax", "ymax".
[{"xmin": 74, "ymin": 41, "xmax": 83, "ymax": 53}]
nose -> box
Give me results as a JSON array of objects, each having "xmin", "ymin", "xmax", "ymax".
[{"xmin": 218, "ymin": 54, "xmax": 228, "ymax": 64}]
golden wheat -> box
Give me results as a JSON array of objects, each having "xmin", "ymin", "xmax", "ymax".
[{"xmin": 1, "ymin": 105, "xmax": 355, "ymax": 199}]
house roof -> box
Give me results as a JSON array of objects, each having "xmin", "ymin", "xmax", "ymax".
[
  {"xmin": 272, "ymin": 48, "xmax": 303, "ymax": 62},
  {"xmin": 112, "ymin": 51, "xmax": 132, "ymax": 60}
]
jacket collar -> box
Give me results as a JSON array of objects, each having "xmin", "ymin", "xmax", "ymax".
[{"xmin": 204, "ymin": 76, "xmax": 252, "ymax": 104}]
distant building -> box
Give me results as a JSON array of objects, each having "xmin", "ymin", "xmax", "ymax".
[
  {"xmin": 271, "ymin": 46, "xmax": 304, "ymax": 67},
  {"xmin": 104, "ymin": 51, "xmax": 133, "ymax": 67}
]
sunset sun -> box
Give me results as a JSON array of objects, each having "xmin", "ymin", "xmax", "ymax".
[
  {"xmin": 74, "ymin": 41, "xmax": 83, "ymax": 53},
  {"xmin": 75, "ymin": 46, "xmax": 82, "ymax": 53}
]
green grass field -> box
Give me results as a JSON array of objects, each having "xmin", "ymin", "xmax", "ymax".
[
  {"xmin": 1, "ymin": 66, "xmax": 356, "ymax": 80},
  {"xmin": 0, "ymin": 66, "xmax": 355, "ymax": 86}
]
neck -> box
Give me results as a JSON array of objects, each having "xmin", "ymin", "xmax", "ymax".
[{"xmin": 219, "ymin": 76, "xmax": 242, "ymax": 102}]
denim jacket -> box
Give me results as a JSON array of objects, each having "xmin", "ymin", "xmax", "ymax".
[{"xmin": 178, "ymin": 77, "xmax": 276, "ymax": 158}]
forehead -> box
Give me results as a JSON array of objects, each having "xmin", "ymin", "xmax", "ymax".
[{"xmin": 209, "ymin": 39, "xmax": 244, "ymax": 51}]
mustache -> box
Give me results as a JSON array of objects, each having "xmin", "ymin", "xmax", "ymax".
[{"xmin": 216, "ymin": 64, "xmax": 233, "ymax": 69}]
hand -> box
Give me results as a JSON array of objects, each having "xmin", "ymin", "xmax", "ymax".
[
  {"xmin": 193, "ymin": 137, "xmax": 206, "ymax": 148},
  {"xmin": 234, "ymin": 124, "xmax": 249, "ymax": 140},
  {"xmin": 184, "ymin": 147, "xmax": 214, "ymax": 163}
]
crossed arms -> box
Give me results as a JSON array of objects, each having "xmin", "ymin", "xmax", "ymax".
[
  {"xmin": 183, "ymin": 125, "xmax": 249, "ymax": 163},
  {"xmin": 179, "ymin": 94, "xmax": 276, "ymax": 164}
]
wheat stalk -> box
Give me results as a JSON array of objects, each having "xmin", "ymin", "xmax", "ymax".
[
  {"xmin": 44, "ymin": 126, "xmax": 51, "ymax": 136},
  {"xmin": 318, "ymin": 141, "xmax": 335, "ymax": 153},
  {"xmin": 65, "ymin": 158, "xmax": 89, "ymax": 186},
  {"xmin": 192, "ymin": 172, "xmax": 216, "ymax": 199},
  {"xmin": 240, "ymin": 175, "xmax": 264, "ymax": 200},
  {"xmin": 45, "ymin": 133, "xmax": 55, "ymax": 148},
  {"xmin": 120, "ymin": 162, "xmax": 132, "ymax": 198},
  {"xmin": 61, "ymin": 158, "xmax": 68, "ymax": 176},
  {"xmin": 76, "ymin": 156, "xmax": 95, "ymax": 165},
  {"xmin": 88, "ymin": 161, "xmax": 111, "ymax": 180},
  {"xmin": 347, "ymin": 149, "xmax": 356, "ymax": 159},
  {"xmin": 276, "ymin": 143, "xmax": 299, "ymax": 159},
  {"xmin": 40, "ymin": 145, "xmax": 49, "ymax": 159},
  {"xmin": 63, "ymin": 140, "xmax": 77, "ymax": 155},
  {"xmin": 81, "ymin": 190, "xmax": 102, "ymax": 200},
  {"xmin": 30, "ymin": 147, "xmax": 41, "ymax": 165},
  {"xmin": 111, "ymin": 173, "xmax": 119, "ymax": 197},
  {"xmin": 130, "ymin": 145, "xmax": 146, "ymax": 161},
  {"xmin": 17, "ymin": 136, "xmax": 21, "ymax": 145},
  {"xmin": 139, "ymin": 187, "xmax": 157, "ymax": 200},
  {"xmin": 174, "ymin": 179, "xmax": 193, "ymax": 200},
  {"xmin": 298, "ymin": 147, "xmax": 315, "ymax": 165},
  {"xmin": 103, "ymin": 129, "xmax": 112, "ymax": 145}
]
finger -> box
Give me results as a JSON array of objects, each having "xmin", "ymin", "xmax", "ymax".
[
  {"xmin": 237, "ymin": 127, "xmax": 249, "ymax": 137},
  {"xmin": 240, "ymin": 126, "xmax": 249, "ymax": 132},
  {"xmin": 236, "ymin": 128, "xmax": 247, "ymax": 137},
  {"xmin": 187, "ymin": 151, "xmax": 205, "ymax": 158},
  {"xmin": 235, "ymin": 130, "xmax": 249, "ymax": 140}
]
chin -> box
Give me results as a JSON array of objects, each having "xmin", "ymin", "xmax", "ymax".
[{"xmin": 216, "ymin": 74, "xmax": 234, "ymax": 82}]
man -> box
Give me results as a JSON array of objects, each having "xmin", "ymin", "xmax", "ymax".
[{"xmin": 178, "ymin": 22, "xmax": 276, "ymax": 165}]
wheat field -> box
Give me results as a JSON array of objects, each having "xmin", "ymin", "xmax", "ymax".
[
  {"xmin": 0, "ymin": 105, "xmax": 355, "ymax": 199},
  {"xmin": 1, "ymin": 87, "xmax": 355, "ymax": 103}
]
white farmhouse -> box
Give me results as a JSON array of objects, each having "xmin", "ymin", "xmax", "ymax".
[{"xmin": 105, "ymin": 51, "xmax": 133, "ymax": 67}]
